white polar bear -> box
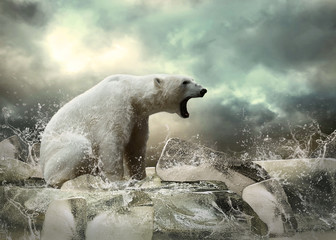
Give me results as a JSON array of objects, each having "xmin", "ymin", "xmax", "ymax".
[{"xmin": 40, "ymin": 74, "xmax": 207, "ymax": 187}]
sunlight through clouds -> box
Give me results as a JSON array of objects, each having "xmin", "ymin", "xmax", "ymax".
[
  {"xmin": 44, "ymin": 27, "xmax": 142, "ymax": 74},
  {"xmin": 42, "ymin": 8, "xmax": 145, "ymax": 75}
]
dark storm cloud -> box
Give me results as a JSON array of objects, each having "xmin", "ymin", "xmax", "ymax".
[
  {"xmin": 0, "ymin": 0, "xmax": 48, "ymax": 26},
  {"xmin": 274, "ymin": 92, "xmax": 336, "ymax": 133},
  {"xmin": 0, "ymin": 0, "xmax": 49, "ymax": 79},
  {"xmin": 309, "ymin": 61, "xmax": 336, "ymax": 93},
  {"xmin": 230, "ymin": 0, "xmax": 336, "ymax": 71},
  {"xmin": 180, "ymin": 0, "xmax": 336, "ymax": 95},
  {"xmin": 0, "ymin": 0, "xmax": 51, "ymax": 54},
  {"xmin": 190, "ymin": 98, "xmax": 277, "ymax": 151}
]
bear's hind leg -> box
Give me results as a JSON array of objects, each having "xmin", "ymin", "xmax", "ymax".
[
  {"xmin": 43, "ymin": 133, "xmax": 94, "ymax": 187},
  {"xmin": 98, "ymin": 139, "xmax": 125, "ymax": 182}
]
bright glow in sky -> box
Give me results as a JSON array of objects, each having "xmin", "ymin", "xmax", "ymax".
[{"xmin": 45, "ymin": 26, "xmax": 142, "ymax": 74}]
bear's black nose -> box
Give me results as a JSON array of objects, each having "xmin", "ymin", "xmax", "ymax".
[{"xmin": 200, "ymin": 89, "xmax": 207, "ymax": 97}]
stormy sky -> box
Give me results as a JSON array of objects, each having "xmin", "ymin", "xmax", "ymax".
[{"xmin": 1, "ymin": 0, "xmax": 336, "ymax": 160}]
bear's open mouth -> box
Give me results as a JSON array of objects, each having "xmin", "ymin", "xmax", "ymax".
[{"xmin": 180, "ymin": 97, "xmax": 192, "ymax": 118}]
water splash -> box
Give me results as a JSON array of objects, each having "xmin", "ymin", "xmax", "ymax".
[
  {"xmin": 2, "ymin": 186, "xmax": 41, "ymax": 240},
  {"xmin": 246, "ymin": 121, "xmax": 334, "ymax": 161},
  {"xmin": 313, "ymin": 129, "xmax": 336, "ymax": 158},
  {"xmin": 1, "ymin": 103, "xmax": 55, "ymax": 164}
]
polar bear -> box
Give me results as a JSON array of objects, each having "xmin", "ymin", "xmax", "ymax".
[{"xmin": 39, "ymin": 74, "xmax": 207, "ymax": 187}]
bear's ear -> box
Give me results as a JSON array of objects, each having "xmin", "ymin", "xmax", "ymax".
[{"xmin": 154, "ymin": 77, "xmax": 162, "ymax": 88}]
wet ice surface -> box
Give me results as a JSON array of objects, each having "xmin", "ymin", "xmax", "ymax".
[
  {"xmin": 1, "ymin": 162, "xmax": 336, "ymax": 240},
  {"xmin": 1, "ymin": 121, "xmax": 336, "ymax": 239},
  {"xmin": 0, "ymin": 169, "xmax": 266, "ymax": 240}
]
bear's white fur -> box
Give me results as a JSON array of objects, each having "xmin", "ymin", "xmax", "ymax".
[{"xmin": 39, "ymin": 74, "xmax": 206, "ymax": 187}]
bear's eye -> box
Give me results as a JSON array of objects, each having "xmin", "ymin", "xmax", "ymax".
[{"xmin": 182, "ymin": 80, "xmax": 190, "ymax": 85}]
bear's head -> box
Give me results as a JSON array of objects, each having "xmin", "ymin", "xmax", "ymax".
[{"xmin": 154, "ymin": 75, "xmax": 207, "ymax": 118}]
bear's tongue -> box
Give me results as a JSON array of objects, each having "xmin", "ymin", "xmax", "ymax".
[{"xmin": 180, "ymin": 97, "xmax": 191, "ymax": 118}]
